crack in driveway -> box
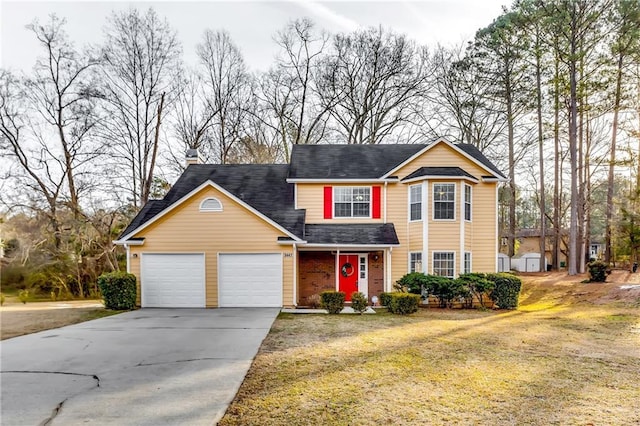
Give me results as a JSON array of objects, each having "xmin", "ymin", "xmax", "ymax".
[
  {"xmin": 135, "ymin": 357, "xmax": 242, "ymax": 367},
  {"xmin": 1, "ymin": 371, "xmax": 100, "ymax": 425}
]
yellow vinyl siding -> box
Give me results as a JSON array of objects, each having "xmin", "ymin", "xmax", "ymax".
[
  {"xmin": 296, "ymin": 183, "xmax": 384, "ymax": 224},
  {"xmin": 394, "ymin": 142, "xmax": 489, "ymax": 178},
  {"xmin": 470, "ymin": 183, "xmax": 497, "ymax": 272},
  {"xmin": 128, "ymin": 185, "xmax": 294, "ymax": 307},
  {"xmin": 408, "ymin": 221, "xmax": 423, "ymax": 251},
  {"xmin": 384, "ymin": 142, "xmax": 498, "ymax": 282}
]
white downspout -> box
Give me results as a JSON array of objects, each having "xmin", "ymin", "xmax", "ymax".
[
  {"xmin": 335, "ymin": 249, "xmax": 340, "ymax": 291},
  {"xmin": 383, "ymin": 181, "xmax": 388, "ymax": 224},
  {"xmin": 125, "ymin": 244, "xmax": 130, "ymax": 273},
  {"xmin": 293, "ymin": 244, "xmax": 298, "ymax": 307}
]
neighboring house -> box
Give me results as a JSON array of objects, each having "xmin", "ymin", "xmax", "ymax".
[
  {"xmin": 115, "ymin": 139, "xmax": 506, "ymax": 308},
  {"xmin": 500, "ymin": 229, "xmax": 569, "ymax": 268}
]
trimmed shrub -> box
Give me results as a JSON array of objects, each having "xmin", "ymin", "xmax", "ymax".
[
  {"xmin": 487, "ymin": 273, "xmax": 522, "ymax": 309},
  {"xmin": 396, "ymin": 272, "xmax": 429, "ymax": 296},
  {"xmin": 426, "ymin": 275, "xmax": 458, "ymax": 308},
  {"xmin": 97, "ymin": 272, "xmax": 137, "ymax": 310},
  {"xmin": 387, "ymin": 292, "xmax": 420, "ymax": 315},
  {"xmin": 587, "ymin": 261, "xmax": 607, "ymax": 282},
  {"xmin": 320, "ymin": 291, "xmax": 345, "ymax": 314},
  {"xmin": 379, "ymin": 292, "xmax": 392, "ymax": 307},
  {"xmin": 350, "ymin": 292, "xmax": 368, "ymax": 314},
  {"xmin": 459, "ymin": 273, "xmax": 495, "ymax": 308}
]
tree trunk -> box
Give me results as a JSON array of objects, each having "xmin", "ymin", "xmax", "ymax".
[
  {"xmin": 552, "ymin": 40, "xmax": 561, "ymax": 271},
  {"xmin": 568, "ymin": 6, "xmax": 579, "ymax": 276},
  {"xmin": 605, "ymin": 53, "xmax": 624, "ymax": 265},
  {"xmin": 535, "ymin": 28, "xmax": 546, "ymax": 272},
  {"xmin": 142, "ymin": 92, "xmax": 165, "ymax": 206}
]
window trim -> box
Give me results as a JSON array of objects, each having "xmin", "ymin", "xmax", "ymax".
[
  {"xmin": 464, "ymin": 184, "xmax": 472, "ymax": 222},
  {"xmin": 432, "ymin": 183, "xmax": 456, "ymax": 221},
  {"xmin": 199, "ymin": 197, "xmax": 223, "ymax": 212},
  {"xmin": 432, "ymin": 251, "xmax": 455, "ymax": 278},
  {"xmin": 409, "ymin": 251, "xmax": 423, "ymax": 273},
  {"xmin": 464, "ymin": 252, "xmax": 472, "ymax": 274},
  {"xmin": 409, "ymin": 184, "xmax": 422, "ymax": 222},
  {"xmin": 333, "ymin": 186, "xmax": 372, "ymax": 219}
]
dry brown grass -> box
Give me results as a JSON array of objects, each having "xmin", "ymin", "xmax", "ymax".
[
  {"xmin": 0, "ymin": 302, "xmax": 120, "ymax": 340},
  {"xmin": 220, "ymin": 273, "xmax": 640, "ymax": 425}
]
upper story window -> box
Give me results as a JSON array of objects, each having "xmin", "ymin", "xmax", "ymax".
[
  {"xmin": 433, "ymin": 183, "xmax": 455, "ymax": 220},
  {"xmin": 464, "ymin": 184, "xmax": 472, "ymax": 221},
  {"xmin": 410, "ymin": 185, "xmax": 422, "ymax": 221},
  {"xmin": 334, "ymin": 187, "xmax": 370, "ymax": 218},
  {"xmin": 199, "ymin": 197, "xmax": 223, "ymax": 212}
]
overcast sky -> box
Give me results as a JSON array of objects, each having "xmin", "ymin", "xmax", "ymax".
[{"xmin": 1, "ymin": 0, "xmax": 509, "ymax": 73}]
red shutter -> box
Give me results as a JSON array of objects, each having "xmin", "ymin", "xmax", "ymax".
[
  {"xmin": 324, "ymin": 186, "xmax": 333, "ymax": 219},
  {"xmin": 372, "ymin": 186, "xmax": 381, "ymax": 219}
]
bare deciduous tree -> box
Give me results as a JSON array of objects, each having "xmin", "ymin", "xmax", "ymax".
[
  {"xmin": 318, "ymin": 26, "xmax": 429, "ymax": 144},
  {"xmin": 97, "ymin": 8, "xmax": 181, "ymax": 209},
  {"xmin": 197, "ymin": 30, "xmax": 251, "ymax": 164}
]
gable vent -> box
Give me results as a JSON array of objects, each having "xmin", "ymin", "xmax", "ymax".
[{"xmin": 200, "ymin": 197, "xmax": 223, "ymax": 212}]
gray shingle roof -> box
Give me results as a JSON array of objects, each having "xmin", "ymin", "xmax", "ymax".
[
  {"xmin": 288, "ymin": 144, "xmax": 426, "ymax": 179},
  {"xmin": 457, "ymin": 144, "xmax": 506, "ymax": 179},
  {"xmin": 288, "ymin": 142, "xmax": 505, "ymax": 180},
  {"xmin": 402, "ymin": 167, "xmax": 477, "ymax": 181},
  {"xmin": 119, "ymin": 164, "xmax": 305, "ymax": 239},
  {"xmin": 304, "ymin": 223, "xmax": 399, "ymax": 245}
]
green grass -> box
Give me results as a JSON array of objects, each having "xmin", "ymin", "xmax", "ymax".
[{"xmin": 220, "ymin": 278, "xmax": 640, "ymax": 425}]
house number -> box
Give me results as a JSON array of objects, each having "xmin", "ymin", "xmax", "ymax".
[{"xmin": 284, "ymin": 253, "xmax": 293, "ymax": 258}]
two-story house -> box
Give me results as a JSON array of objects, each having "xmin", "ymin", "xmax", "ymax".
[{"xmin": 115, "ymin": 139, "xmax": 506, "ymax": 308}]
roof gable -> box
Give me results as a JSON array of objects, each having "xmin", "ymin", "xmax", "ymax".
[
  {"xmin": 118, "ymin": 164, "xmax": 305, "ymax": 241},
  {"xmin": 382, "ymin": 138, "xmax": 506, "ymax": 180}
]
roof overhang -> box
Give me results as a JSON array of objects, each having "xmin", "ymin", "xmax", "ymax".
[
  {"xmin": 402, "ymin": 175, "xmax": 479, "ymax": 184},
  {"xmin": 113, "ymin": 238, "xmax": 145, "ymax": 246},
  {"xmin": 297, "ymin": 243, "xmax": 399, "ymax": 250},
  {"xmin": 286, "ymin": 178, "xmax": 400, "ymax": 183}
]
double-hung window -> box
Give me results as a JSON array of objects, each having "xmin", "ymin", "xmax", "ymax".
[
  {"xmin": 433, "ymin": 183, "xmax": 455, "ymax": 220},
  {"xmin": 410, "ymin": 185, "xmax": 422, "ymax": 221},
  {"xmin": 464, "ymin": 252, "xmax": 472, "ymax": 274},
  {"xmin": 410, "ymin": 252, "xmax": 423, "ymax": 273},
  {"xmin": 433, "ymin": 252, "xmax": 455, "ymax": 278},
  {"xmin": 334, "ymin": 187, "xmax": 370, "ymax": 218},
  {"xmin": 464, "ymin": 184, "xmax": 472, "ymax": 221}
]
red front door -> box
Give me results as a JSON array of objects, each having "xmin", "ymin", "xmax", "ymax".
[{"xmin": 338, "ymin": 254, "xmax": 359, "ymax": 301}]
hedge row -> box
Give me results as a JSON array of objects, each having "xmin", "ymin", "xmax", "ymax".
[
  {"xmin": 395, "ymin": 272, "xmax": 522, "ymax": 309},
  {"xmin": 379, "ymin": 292, "xmax": 420, "ymax": 314}
]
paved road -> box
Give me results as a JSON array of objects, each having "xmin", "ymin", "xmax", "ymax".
[{"xmin": 0, "ymin": 308, "xmax": 279, "ymax": 425}]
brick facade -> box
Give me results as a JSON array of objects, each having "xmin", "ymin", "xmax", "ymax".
[{"xmin": 298, "ymin": 251, "xmax": 386, "ymax": 306}]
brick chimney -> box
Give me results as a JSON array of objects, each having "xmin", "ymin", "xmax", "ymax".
[{"xmin": 185, "ymin": 148, "xmax": 203, "ymax": 166}]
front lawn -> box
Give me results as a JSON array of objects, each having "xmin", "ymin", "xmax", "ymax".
[{"xmin": 220, "ymin": 273, "xmax": 640, "ymax": 425}]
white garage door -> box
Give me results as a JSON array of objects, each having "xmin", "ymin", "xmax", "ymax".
[
  {"xmin": 218, "ymin": 254, "xmax": 283, "ymax": 307},
  {"xmin": 141, "ymin": 254, "xmax": 205, "ymax": 308}
]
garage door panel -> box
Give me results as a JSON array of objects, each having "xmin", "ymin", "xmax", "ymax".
[
  {"xmin": 218, "ymin": 254, "xmax": 282, "ymax": 307},
  {"xmin": 142, "ymin": 254, "xmax": 205, "ymax": 308}
]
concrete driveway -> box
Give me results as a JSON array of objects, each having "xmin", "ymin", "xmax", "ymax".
[{"xmin": 0, "ymin": 308, "xmax": 279, "ymax": 425}]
